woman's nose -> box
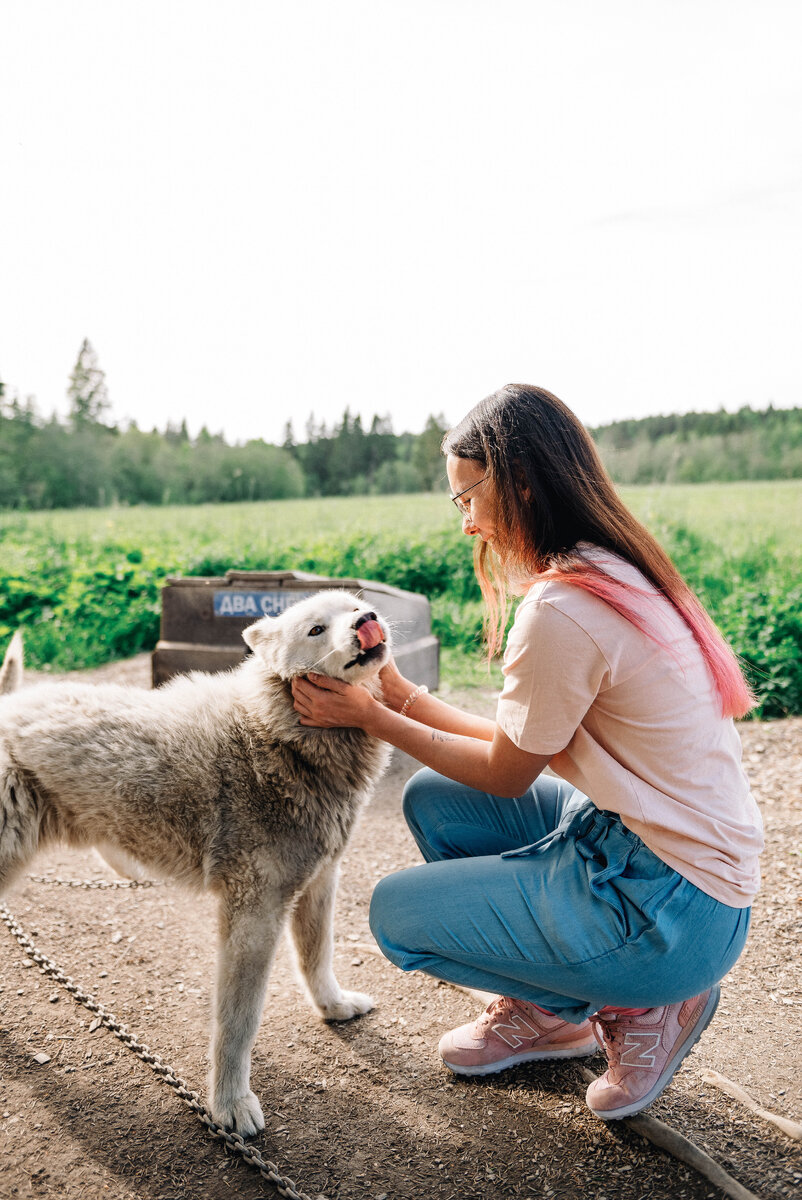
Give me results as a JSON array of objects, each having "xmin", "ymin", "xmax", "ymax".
[{"xmin": 461, "ymin": 512, "xmax": 478, "ymax": 535}]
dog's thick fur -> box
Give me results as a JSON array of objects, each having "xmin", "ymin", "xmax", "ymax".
[{"xmin": 0, "ymin": 593, "xmax": 391, "ymax": 1135}]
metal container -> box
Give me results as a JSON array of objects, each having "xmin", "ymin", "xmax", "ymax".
[{"xmin": 152, "ymin": 569, "xmax": 439, "ymax": 689}]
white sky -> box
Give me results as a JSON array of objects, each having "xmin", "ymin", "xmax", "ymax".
[{"xmin": 1, "ymin": 0, "xmax": 800, "ymax": 444}]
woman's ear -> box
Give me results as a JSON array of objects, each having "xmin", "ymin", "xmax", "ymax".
[{"xmin": 513, "ymin": 460, "xmax": 532, "ymax": 500}]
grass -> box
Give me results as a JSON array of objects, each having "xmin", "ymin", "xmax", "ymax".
[
  {"xmin": 4, "ymin": 479, "xmax": 799, "ymax": 559},
  {"xmin": 0, "ymin": 480, "xmax": 800, "ymax": 716},
  {"xmin": 623, "ymin": 480, "xmax": 801, "ymax": 560}
]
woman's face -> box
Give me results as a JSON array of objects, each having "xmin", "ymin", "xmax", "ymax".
[{"xmin": 446, "ymin": 455, "xmax": 498, "ymax": 544}]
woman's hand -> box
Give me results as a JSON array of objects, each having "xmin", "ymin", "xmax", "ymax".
[{"xmin": 291, "ymin": 672, "xmax": 379, "ymax": 730}]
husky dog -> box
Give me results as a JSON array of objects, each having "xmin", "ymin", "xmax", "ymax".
[{"xmin": 0, "ymin": 592, "xmax": 391, "ymax": 1135}]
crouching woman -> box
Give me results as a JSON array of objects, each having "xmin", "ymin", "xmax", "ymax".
[{"xmin": 291, "ymin": 383, "xmax": 762, "ymax": 1120}]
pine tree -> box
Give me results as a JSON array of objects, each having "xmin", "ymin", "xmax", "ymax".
[
  {"xmin": 67, "ymin": 338, "xmax": 111, "ymax": 428},
  {"xmin": 413, "ymin": 413, "xmax": 448, "ymax": 489}
]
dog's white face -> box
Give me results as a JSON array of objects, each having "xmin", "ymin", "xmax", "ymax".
[{"xmin": 242, "ymin": 590, "xmax": 390, "ymax": 683}]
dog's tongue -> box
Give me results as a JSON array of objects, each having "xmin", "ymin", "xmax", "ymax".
[{"xmin": 357, "ymin": 619, "xmax": 384, "ymax": 650}]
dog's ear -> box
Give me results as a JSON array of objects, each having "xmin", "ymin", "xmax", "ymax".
[
  {"xmin": 242, "ymin": 618, "xmax": 277, "ymax": 652},
  {"xmin": 0, "ymin": 630, "xmax": 23, "ymax": 696}
]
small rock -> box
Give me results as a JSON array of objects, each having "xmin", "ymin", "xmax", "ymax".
[
  {"xmin": 48, "ymin": 992, "xmax": 60, "ymax": 1003},
  {"xmin": 32, "ymin": 1052, "xmax": 51, "ymax": 1065},
  {"xmin": 110, "ymin": 931, "xmax": 122, "ymax": 944}
]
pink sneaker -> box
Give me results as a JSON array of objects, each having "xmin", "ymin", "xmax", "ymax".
[
  {"xmin": 438, "ymin": 995, "xmax": 598, "ymax": 1076},
  {"xmin": 586, "ymin": 986, "xmax": 721, "ymax": 1119}
]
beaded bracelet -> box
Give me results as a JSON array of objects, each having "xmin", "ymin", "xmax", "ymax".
[{"xmin": 400, "ymin": 684, "xmax": 428, "ymax": 718}]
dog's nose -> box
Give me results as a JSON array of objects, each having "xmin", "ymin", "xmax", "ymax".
[{"xmin": 354, "ymin": 611, "xmax": 385, "ymax": 651}]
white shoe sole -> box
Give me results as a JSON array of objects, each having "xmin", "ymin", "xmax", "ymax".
[{"xmin": 442, "ymin": 1037, "xmax": 599, "ymax": 1077}]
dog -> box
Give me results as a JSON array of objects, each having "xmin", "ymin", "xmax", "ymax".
[{"xmin": 0, "ymin": 591, "xmax": 391, "ymax": 1135}]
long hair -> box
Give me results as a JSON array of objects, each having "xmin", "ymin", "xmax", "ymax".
[{"xmin": 442, "ymin": 383, "xmax": 754, "ymax": 719}]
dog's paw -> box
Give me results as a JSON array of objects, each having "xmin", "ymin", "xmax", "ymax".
[
  {"xmin": 322, "ymin": 989, "xmax": 375, "ymax": 1022},
  {"xmin": 212, "ymin": 1090, "xmax": 265, "ymax": 1137}
]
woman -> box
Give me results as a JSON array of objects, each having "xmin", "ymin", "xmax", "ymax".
[{"xmin": 291, "ymin": 384, "xmax": 762, "ymax": 1120}]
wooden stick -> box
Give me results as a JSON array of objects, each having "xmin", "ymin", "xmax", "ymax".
[
  {"xmin": 440, "ymin": 981, "xmax": 497, "ymax": 1005},
  {"xmin": 577, "ymin": 1067, "xmax": 762, "ymax": 1200},
  {"xmin": 352, "ymin": 940, "xmax": 384, "ymax": 957},
  {"xmin": 351, "ymin": 940, "xmax": 495, "ymax": 1005},
  {"xmin": 701, "ymin": 1068, "xmax": 802, "ymax": 1141}
]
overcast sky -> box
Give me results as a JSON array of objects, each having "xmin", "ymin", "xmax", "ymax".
[{"xmin": 1, "ymin": 0, "xmax": 800, "ymax": 444}]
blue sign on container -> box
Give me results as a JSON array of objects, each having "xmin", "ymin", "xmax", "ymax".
[{"xmin": 213, "ymin": 591, "xmax": 310, "ymax": 618}]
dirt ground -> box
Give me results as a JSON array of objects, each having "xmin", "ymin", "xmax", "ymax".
[{"xmin": 1, "ymin": 655, "xmax": 801, "ymax": 1200}]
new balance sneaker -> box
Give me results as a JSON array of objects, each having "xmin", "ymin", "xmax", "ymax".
[
  {"xmin": 585, "ymin": 986, "xmax": 721, "ymax": 1119},
  {"xmin": 438, "ymin": 995, "xmax": 598, "ymax": 1076}
]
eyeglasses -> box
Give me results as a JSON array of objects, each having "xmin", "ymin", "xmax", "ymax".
[{"xmin": 450, "ymin": 475, "xmax": 487, "ymax": 517}]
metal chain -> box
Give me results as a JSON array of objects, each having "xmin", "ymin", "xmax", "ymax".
[
  {"xmin": 0, "ymin": 901, "xmax": 323, "ymax": 1200},
  {"xmin": 27, "ymin": 875, "xmax": 165, "ymax": 890}
]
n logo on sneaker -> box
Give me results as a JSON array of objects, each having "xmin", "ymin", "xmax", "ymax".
[
  {"xmin": 620, "ymin": 1032, "xmax": 662, "ymax": 1067},
  {"xmin": 490, "ymin": 1014, "xmax": 540, "ymax": 1049}
]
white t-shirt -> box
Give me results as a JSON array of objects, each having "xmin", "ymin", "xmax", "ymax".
[{"xmin": 496, "ymin": 547, "xmax": 763, "ymax": 907}]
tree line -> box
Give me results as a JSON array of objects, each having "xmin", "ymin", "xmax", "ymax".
[
  {"xmin": 589, "ymin": 405, "xmax": 802, "ymax": 484},
  {"xmin": 0, "ymin": 340, "xmax": 448, "ymax": 509},
  {"xmin": 1, "ymin": 339, "xmax": 800, "ymax": 509}
]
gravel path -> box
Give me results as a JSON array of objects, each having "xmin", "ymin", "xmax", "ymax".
[{"xmin": 1, "ymin": 656, "xmax": 800, "ymax": 1200}]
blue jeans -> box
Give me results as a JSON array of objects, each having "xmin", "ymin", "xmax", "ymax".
[{"xmin": 369, "ymin": 768, "xmax": 751, "ymax": 1023}]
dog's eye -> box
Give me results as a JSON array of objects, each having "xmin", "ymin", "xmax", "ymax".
[{"xmin": 308, "ymin": 625, "xmax": 325, "ymax": 637}]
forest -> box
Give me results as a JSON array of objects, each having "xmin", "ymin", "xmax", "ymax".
[
  {"xmin": 590, "ymin": 405, "xmax": 802, "ymax": 484},
  {"xmin": 1, "ymin": 340, "xmax": 800, "ymax": 509}
]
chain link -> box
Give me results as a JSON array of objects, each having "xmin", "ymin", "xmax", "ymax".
[
  {"xmin": 1, "ymin": 901, "xmax": 324, "ymax": 1200},
  {"xmin": 27, "ymin": 875, "xmax": 165, "ymax": 889}
]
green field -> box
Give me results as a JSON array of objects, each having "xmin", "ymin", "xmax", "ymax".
[{"xmin": 1, "ymin": 481, "xmax": 800, "ymax": 717}]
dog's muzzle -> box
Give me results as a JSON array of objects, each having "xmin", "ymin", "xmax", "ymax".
[
  {"xmin": 344, "ymin": 612, "xmax": 387, "ymax": 670},
  {"xmin": 355, "ymin": 612, "xmax": 385, "ymax": 651}
]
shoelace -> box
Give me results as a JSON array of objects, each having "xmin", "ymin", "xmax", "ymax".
[
  {"xmin": 483, "ymin": 995, "xmax": 518, "ymax": 1023},
  {"xmin": 481, "ymin": 995, "xmax": 558, "ymax": 1040},
  {"xmin": 481, "ymin": 995, "xmax": 538, "ymax": 1032},
  {"xmin": 589, "ymin": 1013, "xmax": 627, "ymax": 1071}
]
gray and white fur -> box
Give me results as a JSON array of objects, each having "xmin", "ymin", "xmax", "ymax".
[{"xmin": 0, "ymin": 592, "xmax": 391, "ymax": 1135}]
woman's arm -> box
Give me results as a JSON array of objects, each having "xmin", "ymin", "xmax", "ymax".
[
  {"xmin": 291, "ymin": 672, "xmax": 551, "ymax": 798},
  {"xmin": 378, "ymin": 657, "xmax": 496, "ymax": 741}
]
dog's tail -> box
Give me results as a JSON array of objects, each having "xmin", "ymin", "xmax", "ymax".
[{"xmin": 0, "ymin": 632, "xmax": 23, "ymax": 696}]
